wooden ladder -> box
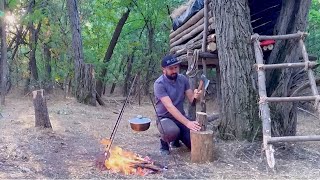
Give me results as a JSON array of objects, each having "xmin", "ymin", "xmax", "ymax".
[{"xmin": 251, "ymin": 31, "xmax": 320, "ymax": 168}]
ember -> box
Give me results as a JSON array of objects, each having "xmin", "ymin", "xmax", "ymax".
[{"xmin": 99, "ymin": 138, "xmax": 164, "ymax": 176}]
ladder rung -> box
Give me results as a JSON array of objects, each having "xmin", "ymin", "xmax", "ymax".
[
  {"xmin": 254, "ymin": 62, "xmax": 317, "ymax": 70},
  {"xmin": 265, "ymin": 96, "xmax": 317, "ymax": 102},
  {"xmin": 268, "ymin": 135, "xmax": 320, "ymax": 144},
  {"xmin": 252, "ymin": 32, "xmax": 307, "ymax": 41}
]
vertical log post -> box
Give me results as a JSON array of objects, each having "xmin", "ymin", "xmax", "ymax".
[
  {"xmin": 200, "ymin": 0, "xmax": 209, "ymax": 113},
  {"xmin": 33, "ymin": 89, "xmax": 52, "ymax": 129},
  {"xmin": 191, "ymin": 112, "xmax": 214, "ymax": 163}
]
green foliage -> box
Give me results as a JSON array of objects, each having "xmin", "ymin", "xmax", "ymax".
[
  {"xmin": 307, "ymin": 0, "xmax": 320, "ymax": 65},
  {"xmin": 8, "ymin": 0, "xmax": 18, "ymax": 9},
  {"xmin": 6, "ymin": 0, "xmax": 184, "ymax": 91}
]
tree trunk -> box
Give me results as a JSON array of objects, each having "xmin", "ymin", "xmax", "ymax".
[
  {"xmin": 123, "ymin": 53, "xmax": 134, "ymax": 96},
  {"xmin": 33, "ymin": 89, "xmax": 52, "ymax": 129},
  {"xmin": 144, "ymin": 24, "xmax": 154, "ymax": 95},
  {"xmin": 0, "ymin": 0, "xmax": 8, "ymax": 105},
  {"xmin": 43, "ymin": 43, "xmax": 53, "ymax": 93},
  {"xmin": 96, "ymin": 9, "xmax": 130, "ymax": 97},
  {"xmin": 76, "ymin": 63, "xmax": 96, "ymax": 106},
  {"xmin": 109, "ymin": 57, "xmax": 125, "ymax": 94},
  {"xmin": 212, "ymin": 0, "xmax": 259, "ymax": 140},
  {"xmin": 266, "ymin": 0, "xmax": 311, "ymax": 137},
  {"xmin": 27, "ymin": 0, "xmax": 41, "ymax": 91},
  {"xmin": 67, "ymin": 0, "xmax": 96, "ymax": 106}
]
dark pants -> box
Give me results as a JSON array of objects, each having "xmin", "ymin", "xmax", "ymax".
[{"xmin": 156, "ymin": 117, "xmax": 191, "ymax": 149}]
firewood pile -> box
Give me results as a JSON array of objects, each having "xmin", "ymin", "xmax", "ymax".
[{"xmin": 169, "ymin": 0, "xmax": 216, "ymax": 62}]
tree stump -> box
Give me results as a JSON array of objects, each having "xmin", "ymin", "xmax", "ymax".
[
  {"xmin": 191, "ymin": 112, "xmax": 214, "ymax": 163},
  {"xmin": 33, "ymin": 89, "xmax": 52, "ymax": 129},
  {"xmin": 191, "ymin": 130, "xmax": 214, "ymax": 163}
]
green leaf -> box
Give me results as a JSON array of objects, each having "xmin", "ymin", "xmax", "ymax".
[
  {"xmin": 0, "ymin": 11, "xmax": 4, "ymax": 17},
  {"xmin": 8, "ymin": 0, "xmax": 18, "ymax": 9}
]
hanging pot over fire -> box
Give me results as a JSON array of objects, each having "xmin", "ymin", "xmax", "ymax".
[{"xmin": 128, "ymin": 115, "xmax": 151, "ymax": 131}]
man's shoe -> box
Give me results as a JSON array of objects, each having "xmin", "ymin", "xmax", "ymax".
[
  {"xmin": 160, "ymin": 139, "xmax": 170, "ymax": 155},
  {"xmin": 170, "ymin": 140, "xmax": 181, "ymax": 148},
  {"xmin": 160, "ymin": 148, "xmax": 170, "ymax": 155}
]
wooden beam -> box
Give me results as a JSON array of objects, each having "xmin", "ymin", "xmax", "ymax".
[
  {"xmin": 266, "ymin": 96, "xmax": 319, "ymax": 102},
  {"xmin": 251, "ymin": 31, "xmax": 307, "ymax": 41},
  {"xmin": 254, "ymin": 61, "xmax": 318, "ymax": 70},
  {"xmin": 268, "ymin": 135, "xmax": 320, "ymax": 143},
  {"xmin": 169, "ymin": 9, "xmax": 205, "ymax": 39}
]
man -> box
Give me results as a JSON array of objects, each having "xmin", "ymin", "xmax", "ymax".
[{"xmin": 154, "ymin": 54, "xmax": 202, "ymax": 155}]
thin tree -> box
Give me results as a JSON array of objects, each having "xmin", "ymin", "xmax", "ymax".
[
  {"xmin": 28, "ymin": 0, "xmax": 41, "ymax": 88},
  {"xmin": 95, "ymin": 8, "xmax": 130, "ymax": 98},
  {"xmin": 0, "ymin": 0, "xmax": 8, "ymax": 105}
]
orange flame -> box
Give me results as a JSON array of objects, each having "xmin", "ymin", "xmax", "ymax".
[{"xmin": 100, "ymin": 138, "xmax": 151, "ymax": 175}]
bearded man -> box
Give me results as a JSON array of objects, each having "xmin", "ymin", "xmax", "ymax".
[{"xmin": 153, "ymin": 54, "xmax": 202, "ymax": 155}]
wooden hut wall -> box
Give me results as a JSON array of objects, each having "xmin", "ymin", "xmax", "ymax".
[{"xmin": 169, "ymin": 0, "xmax": 283, "ymax": 64}]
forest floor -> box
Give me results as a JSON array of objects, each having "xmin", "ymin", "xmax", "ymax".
[{"xmin": 1, "ymin": 90, "xmax": 320, "ymax": 179}]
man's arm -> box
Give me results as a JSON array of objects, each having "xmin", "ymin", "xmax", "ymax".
[{"xmin": 160, "ymin": 96, "xmax": 201, "ymax": 131}]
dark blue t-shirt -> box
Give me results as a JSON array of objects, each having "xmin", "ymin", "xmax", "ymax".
[{"xmin": 154, "ymin": 74, "xmax": 190, "ymax": 119}]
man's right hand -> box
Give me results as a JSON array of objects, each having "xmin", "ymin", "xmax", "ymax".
[{"xmin": 186, "ymin": 121, "xmax": 201, "ymax": 131}]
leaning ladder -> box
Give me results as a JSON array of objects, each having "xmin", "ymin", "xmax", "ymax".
[{"xmin": 251, "ymin": 31, "xmax": 320, "ymax": 168}]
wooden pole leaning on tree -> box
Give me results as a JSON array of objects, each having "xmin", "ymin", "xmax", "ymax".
[
  {"xmin": 33, "ymin": 89, "xmax": 52, "ymax": 129},
  {"xmin": 191, "ymin": 112, "xmax": 214, "ymax": 163}
]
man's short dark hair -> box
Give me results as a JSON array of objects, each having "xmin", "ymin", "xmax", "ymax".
[{"xmin": 161, "ymin": 54, "xmax": 181, "ymax": 68}]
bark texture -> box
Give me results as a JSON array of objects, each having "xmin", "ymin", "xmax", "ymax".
[
  {"xmin": 43, "ymin": 43, "xmax": 53, "ymax": 93},
  {"xmin": 266, "ymin": 0, "xmax": 311, "ymax": 137},
  {"xmin": 0, "ymin": 0, "xmax": 8, "ymax": 105},
  {"xmin": 33, "ymin": 90, "xmax": 52, "ymax": 129},
  {"xmin": 67, "ymin": 0, "xmax": 96, "ymax": 106},
  {"xmin": 212, "ymin": 0, "xmax": 259, "ymax": 140}
]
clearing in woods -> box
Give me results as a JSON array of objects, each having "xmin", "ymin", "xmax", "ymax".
[{"xmin": 0, "ymin": 91, "xmax": 320, "ymax": 179}]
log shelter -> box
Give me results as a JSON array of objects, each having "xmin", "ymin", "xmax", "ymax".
[
  {"xmin": 170, "ymin": 0, "xmax": 283, "ymax": 69},
  {"xmin": 170, "ymin": 0, "xmax": 319, "ymax": 167},
  {"xmin": 169, "ymin": 0, "xmax": 285, "ymax": 114}
]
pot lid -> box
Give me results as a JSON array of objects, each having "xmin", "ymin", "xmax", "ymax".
[{"xmin": 129, "ymin": 115, "xmax": 151, "ymax": 124}]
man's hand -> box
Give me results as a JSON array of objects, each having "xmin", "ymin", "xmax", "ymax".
[
  {"xmin": 194, "ymin": 89, "xmax": 202, "ymax": 100},
  {"xmin": 186, "ymin": 120, "xmax": 201, "ymax": 131}
]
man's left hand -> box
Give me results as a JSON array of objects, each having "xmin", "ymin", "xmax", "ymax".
[{"xmin": 194, "ymin": 89, "xmax": 202, "ymax": 100}]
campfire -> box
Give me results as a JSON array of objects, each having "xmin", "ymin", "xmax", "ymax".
[{"xmin": 98, "ymin": 138, "xmax": 164, "ymax": 176}]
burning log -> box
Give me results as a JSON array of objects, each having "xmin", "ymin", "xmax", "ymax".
[
  {"xmin": 131, "ymin": 163, "xmax": 163, "ymax": 172},
  {"xmin": 96, "ymin": 138, "xmax": 165, "ymax": 176}
]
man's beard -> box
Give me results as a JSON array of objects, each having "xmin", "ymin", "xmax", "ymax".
[{"xmin": 166, "ymin": 73, "xmax": 178, "ymax": 80}]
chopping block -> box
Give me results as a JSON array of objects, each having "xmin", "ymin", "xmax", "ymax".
[{"xmin": 191, "ymin": 112, "xmax": 214, "ymax": 163}]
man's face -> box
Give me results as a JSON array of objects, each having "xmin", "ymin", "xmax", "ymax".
[{"xmin": 163, "ymin": 64, "xmax": 180, "ymax": 80}]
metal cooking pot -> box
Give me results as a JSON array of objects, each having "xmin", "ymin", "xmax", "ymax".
[{"xmin": 128, "ymin": 115, "xmax": 151, "ymax": 132}]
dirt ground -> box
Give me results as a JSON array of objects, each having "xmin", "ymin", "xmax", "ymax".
[{"xmin": 1, "ymin": 90, "xmax": 320, "ymax": 179}]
